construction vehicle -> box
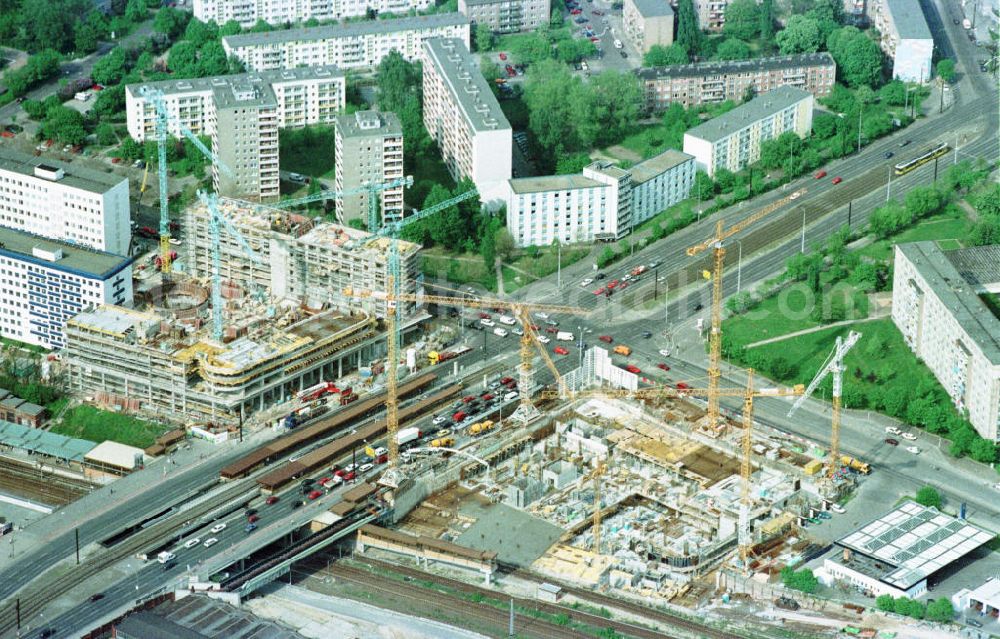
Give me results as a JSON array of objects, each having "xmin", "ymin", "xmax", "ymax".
[
  {"xmin": 840, "ymin": 455, "xmax": 871, "ymax": 475},
  {"xmin": 613, "ymin": 344, "xmax": 631, "ymax": 356},
  {"xmin": 468, "ymin": 420, "xmax": 495, "ymax": 436},
  {"xmin": 685, "ymin": 188, "xmax": 805, "ymax": 431},
  {"xmin": 297, "ymin": 381, "xmax": 341, "ymax": 402},
  {"xmin": 430, "ymin": 436, "xmax": 455, "ymax": 448}
]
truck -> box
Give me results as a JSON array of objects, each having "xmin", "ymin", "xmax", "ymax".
[
  {"xmin": 157, "ymin": 551, "xmax": 176, "ymax": 564},
  {"xmin": 775, "ymin": 596, "xmax": 800, "ymax": 611},
  {"xmin": 468, "ymin": 420, "xmax": 495, "ymax": 436},
  {"xmin": 397, "ymin": 426, "xmax": 422, "ymax": 447},
  {"xmin": 430, "ymin": 436, "xmax": 455, "ymax": 448},
  {"xmin": 839, "ymin": 455, "xmax": 871, "ymax": 474},
  {"xmin": 630, "ymin": 265, "xmax": 648, "ymax": 277},
  {"xmin": 297, "ymin": 381, "xmax": 340, "ymax": 402},
  {"xmin": 613, "ymin": 344, "xmax": 631, "ymax": 356},
  {"xmin": 429, "ymin": 345, "xmax": 472, "ymax": 365},
  {"xmin": 556, "ymin": 331, "xmax": 574, "ymax": 342}
]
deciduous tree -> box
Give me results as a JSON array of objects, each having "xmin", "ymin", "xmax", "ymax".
[
  {"xmin": 775, "ymin": 16, "xmax": 821, "ymax": 54},
  {"xmin": 643, "ymin": 44, "xmax": 688, "ymax": 66},
  {"xmin": 915, "ymin": 485, "xmax": 941, "ymax": 509},
  {"xmin": 723, "ymin": 0, "xmax": 759, "ymax": 40},
  {"xmin": 714, "ymin": 38, "xmax": 751, "ymax": 61},
  {"xmin": 675, "ymin": 0, "xmax": 701, "ymax": 55},
  {"xmin": 936, "ymin": 58, "xmax": 956, "ymax": 83}
]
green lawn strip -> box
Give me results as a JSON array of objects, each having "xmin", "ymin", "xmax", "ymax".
[
  {"xmin": 859, "ymin": 211, "xmax": 970, "ymax": 261},
  {"xmin": 51, "ymin": 405, "xmax": 168, "ymax": 448}
]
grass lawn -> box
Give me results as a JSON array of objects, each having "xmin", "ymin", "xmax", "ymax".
[
  {"xmin": 501, "ymin": 245, "xmax": 590, "ymax": 292},
  {"xmin": 859, "ymin": 206, "xmax": 971, "ymax": 261},
  {"xmin": 422, "ymin": 251, "xmax": 494, "ymax": 289},
  {"xmin": 617, "ymin": 124, "xmax": 681, "ymax": 161},
  {"xmin": 424, "ymin": 244, "xmax": 590, "ymax": 292},
  {"xmin": 52, "ymin": 405, "xmax": 170, "ymax": 449}
]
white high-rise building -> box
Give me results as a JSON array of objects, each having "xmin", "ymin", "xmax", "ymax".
[
  {"xmin": 334, "ymin": 110, "xmax": 405, "ymax": 226},
  {"xmin": 868, "ymin": 0, "xmax": 933, "ymax": 83},
  {"xmin": 194, "ymin": 0, "xmax": 434, "ymax": 29},
  {"xmin": 0, "ymin": 150, "xmax": 130, "ymax": 255},
  {"xmin": 422, "ymin": 37, "xmax": 511, "ymax": 206}
]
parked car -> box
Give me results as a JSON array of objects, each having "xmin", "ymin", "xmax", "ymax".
[
  {"xmin": 308, "ymin": 490, "xmax": 323, "ymax": 500},
  {"xmin": 537, "ymin": 335, "xmax": 551, "ymax": 344},
  {"xmin": 657, "ymin": 363, "xmax": 670, "ymax": 371},
  {"xmin": 499, "ymin": 52, "xmax": 508, "ymax": 60},
  {"xmin": 813, "ymin": 170, "xmax": 827, "ymax": 179},
  {"xmin": 901, "ymin": 432, "xmax": 917, "ymax": 441},
  {"xmin": 598, "ymin": 335, "xmax": 613, "ymax": 343},
  {"xmin": 830, "ymin": 503, "xmax": 846, "ymax": 514},
  {"xmin": 906, "ymin": 446, "xmax": 920, "ymax": 454},
  {"xmin": 676, "ymin": 382, "xmax": 689, "ymax": 390},
  {"xmin": 593, "ymin": 287, "xmax": 606, "ymax": 295},
  {"xmin": 884, "ymin": 438, "xmax": 899, "ymax": 446},
  {"xmin": 553, "ymin": 346, "xmax": 569, "ymax": 355},
  {"xmin": 625, "ymin": 364, "xmax": 641, "ymax": 374}
]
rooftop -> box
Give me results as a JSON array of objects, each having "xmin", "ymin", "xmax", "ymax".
[
  {"xmin": 637, "ymin": 52, "xmax": 835, "ymax": 81},
  {"xmin": 125, "ymin": 66, "xmax": 344, "ymax": 99},
  {"xmin": 424, "ymin": 38, "xmax": 511, "ymax": 133},
  {"xmin": 0, "ymin": 147, "xmax": 127, "ymax": 195},
  {"xmin": 213, "ymin": 81, "xmax": 277, "ymax": 109},
  {"xmin": 0, "ymin": 420, "xmax": 96, "ymax": 462},
  {"xmin": 0, "ymin": 226, "xmax": 132, "ymax": 280},
  {"xmin": 967, "ymin": 578, "xmax": 1000, "ymax": 607},
  {"xmin": 899, "ymin": 242, "xmax": 1000, "ymax": 364},
  {"xmin": 630, "ymin": 0, "xmax": 674, "ymax": 18},
  {"xmin": 66, "ymin": 306, "xmax": 161, "ymax": 339},
  {"xmin": 222, "ymin": 13, "xmax": 469, "ymax": 48},
  {"xmin": 684, "ymin": 85, "xmax": 812, "ymax": 143},
  {"xmin": 508, "ymin": 174, "xmax": 606, "ymax": 195},
  {"xmin": 84, "ymin": 440, "xmax": 145, "ymax": 470},
  {"xmin": 836, "ymin": 501, "xmax": 993, "ymax": 589},
  {"xmin": 334, "ymin": 110, "xmax": 402, "ymax": 139},
  {"xmin": 885, "ymin": 0, "xmax": 933, "ymax": 40},
  {"xmin": 943, "ymin": 244, "xmax": 1000, "ymax": 289},
  {"xmin": 629, "ymin": 149, "xmax": 694, "ymax": 185}
]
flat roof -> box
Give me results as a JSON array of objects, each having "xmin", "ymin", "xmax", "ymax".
[
  {"xmin": 899, "ymin": 242, "xmax": 1000, "ymax": 364},
  {"xmin": 67, "ymin": 305, "xmax": 160, "ymax": 337},
  {"xmin": 0, "ymin": 147, "xmax": 126, "ymax": 195},
  {"xmin": 85, "ymin": 440, "xmax": 145, "ymax": 469},
  {"xmin": 116, "ymin": 612, "xmax": 207, "ymax": 639},
  {"xmin": 837, "ymin": 501, "xmax": 993, "ymax": 589},
  {"xmin": 0, "ymin": 226, "xmax": 132, "ymax": 280},
  {"xmin": 684, "ymin": 85, "xmax": 812, "ymax": 143},
  {"xmin": 631, "ymin": 0, "xmax": 674, "ymax": 18},
  {"xmin": 212, "ymin": 81, "xmax": 277, "ymax": 109},
  {"xmin": 424, "ymin": 38, "xmax": 510, "ymax": 134},
  {"xmin": 334, "ymin": 110, "xmax": 402, "ymax": 139},
  {"xmin": 968, "ymin": 578, "xmax": 1000, "ymax": 607},
  {"xmin": 222, "ymin": 13, "xmax": 469, "ymax": 48},
  {"xmin": 126, "ymin": 65, "xmax": 344, "ymax": 99},
  {"xmin": 629, "ymin": 149, "xmax": 693, "ymax": 185},
  {"xmin": 637, "ymin": 52, "xmax": 835, "ymax": 81},
  {"xmin": 885, "ymin": 0, "xmax": 933, "ymax": 40},
  {"xmin": 508, "ymin": 174, "xmax": 605, "ymax": 195},
  {"xmin": 0, "ymin": 420, "xmax": 96, "ymax": 461},
  {"xmin": 944, "ymin": 244, "xmax": 1000, "ymax": 289}
]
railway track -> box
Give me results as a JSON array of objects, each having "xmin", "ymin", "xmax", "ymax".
[{"xmin": 0, "ymin": 457, "xmax": 92, "ymax": 506}]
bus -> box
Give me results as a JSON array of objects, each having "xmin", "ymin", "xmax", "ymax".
[{"xmin": 893, "ymin": 143, "xmax": 950, "ymax": 175}]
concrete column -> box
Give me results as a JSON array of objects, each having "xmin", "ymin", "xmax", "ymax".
[
  {"xmin": 338, "ymin": 357, "xmax": 343, "ymax": 378},
  {"xmin": 483, "ymin": 570, "xmax": 491, "ymax": 586}
]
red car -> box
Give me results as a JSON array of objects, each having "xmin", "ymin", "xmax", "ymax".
[
  {"xmin": 814, "ymin": 170, "xmax": 827, "ymax": 179},
  {"xmin": 607, "ymin": 279, "xmax": 619, "ymax": 289},
  {"xmin": 657, "ymin": 363, "xmax": 671, "ymax": 371},
  {"xmin": 308, "ymin": 490, "xmax": 322, "ymax": 500},
  {"xmin": 831, "ymin": 176, "xmax": 843, "ymax": 185},
  {"xmin": 530, "ymin": 324, "xmax": 540, "ymax": 331},
  {"xmin": 376, "ymin": 454, "xmax": 388, "ymax": 464},
  {"xmin": 462, "ymin": 395, "xmax": 475, "ymax": 403},
  {"xmin": 506, "ymin": 64, "xmax": 516, "ymax": 77},
  {"xmin": 499, "ymin": 52, "xmax": 508, "ymax": 60},
  {"xmin": 500, "ymin": 376, "xmax": 514, "ymax": 385},
  {"xmin": 598, "ymin": 335, "xmax": 613, "ymax": 343},
  {"xmin": 334, "ymin": 468, "xmax": 347, "ymax": 478},
  {"xmin": 676, "ymin": 382, "xmax": 689, "ymax": 390},
  {"xmin": 570, "ymin": 8, "xmax": 582, "ymax": 13},
  {"xmin": 248, "ymin": 514, "xmax": 259, "ymax": 523},
  {"xmin": 478, "ymin": 312, "xmax": 491, "ymax": 319},
  {"xmin": 481, "ymin": 393, "xmax": 494, "ymax": 401},
  {"xmin": 625, "ymin": 365, "xmax": 641, "ymax": 374},
  {"xmin": 265, "ymin": 495, "xmax": 279, "ymax": 505},
  {"xmin": 91, "ymin": 83, "xmax": 104, "ymax": 91},
  {"xmin": 619, "ymin": 281, "xmax": 630, "ymax": 290},
  {"xmin": 111, "ymin": 157, "xmax": 122, "ymax": 164},
  {"xmin": 344, "ymin": 471, "xmax": 357, "ymax": 481},
  {"xmin": 545, "ymin": 326, "xmax": 559, "ymax": 334},
  {"xmin": 553, "ymin": 346, "xmax": 569, "ymax": 355},
  {"xmin": 0, "ymin": 131, "xmax": 13, "ymax": 139},
  {"xmin": 593, "ymin": 287, "xmax": 606, "ymax": 295},
  {"xmin": 590, "ymin": 37, "xmax": 600, "ymax": 43}
]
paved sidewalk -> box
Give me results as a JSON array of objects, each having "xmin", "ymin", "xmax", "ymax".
[{"xmin": 744, "ymin": 311, "xmax": 891, "ymax": 349}]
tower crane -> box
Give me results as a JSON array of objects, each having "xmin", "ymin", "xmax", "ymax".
[
  {"xmin": 277, "ymin": 175, "xmax": 414, "ymax": 232},
  {"xmin": 542, "ymin": 374, "xmax": 802, "ymax": 563},
  {"xmin": 685, "ymin": 188, "xmax": 806, "ymax": 432},
  {"xmin": 788, "ymin": 330, "xmax": 862, "ymax": 479},
  {"xmin": 138, "ymin": 86, "xmax": 232, "ymax": 275}
]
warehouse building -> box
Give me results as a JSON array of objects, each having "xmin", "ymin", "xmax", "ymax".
[{"xmin": 193, "ymin": 0, "xmax": 434, "ymax": 28}]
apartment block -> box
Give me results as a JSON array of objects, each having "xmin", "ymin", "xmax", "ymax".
[
  {"xmin": 194, "ymin": 0, "xmax": 433, "ymax": 28},
  {"xmin": 623, "ymin": 0, "xmax": 674, "ymax": 54},
  {"xmin": 181, "ymin": 197, "xmax": 421, "ymax": 319},
  {"xmin": 333, "ymin": 110, "xmax": 405, "ymax": 225},
  {"xmin": 423, "ymin": 38, "xmax": 511, "ymax": 206},
  {"xmin": 868, "ymin": 0, "xmax": 933, "ymax": 83},
  {"xmin": 457, "ymin": 0, "xmax": 550, "ymax": 34},
  {"xmin": 212, "ymin": 81, "xmax": 281, "ymax": 202},
  {"xmin": 638, "ymin": 53, "xmax": 836, "ymax": 112},
  {"xmin": 694, "ymin": 0, "xmax": 728, "ymax": 31},
  {"xmin": 126, "ymin": 67, "xmax": 346, "ymax": 142},
  {"xmin": 0, "ymin": 226, "xmax": 132, "ymax": 350},
  {"xmin": 682, "ymin": 85, "xmax": 813, "ymax": 176},
  {"xmin": 222, "ymin": 14, "xmax": 472, "ymax": 72},
  {"xmin": 0, "ymin": 150, "xmax": 130, "ymax": 256},
  {"xmin": 505, "ymin": 149, "xmax": 694, "ymax": 247},
  {"xmin": 891, "ymin": 242, "xmax": 1000, "ymax": 441}
]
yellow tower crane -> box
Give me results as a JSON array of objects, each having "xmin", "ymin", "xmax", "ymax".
[
  {"xmin": 685, "ymin": 188, "xmax": 806, "ymax": 431},
  {"xmin": 344, "ymin": 287, "xmax": 585, "ymax": 472}
]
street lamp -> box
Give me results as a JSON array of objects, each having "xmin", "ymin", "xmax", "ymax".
[
  {"xmin": 735, "ymin": 239, "xmax": 743, "ymax": 294},
  {"xmin": 886, "ymin": 165, "xmax": 892, "ymax": 202},
  {"xmin": 800, "ymin": 209, "xmax": 807, "ymax": 253}
]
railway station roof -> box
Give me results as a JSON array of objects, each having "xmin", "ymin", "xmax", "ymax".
[
  {"xmin": 0, "ymin": 420, "xmax": 96, "ymax": 461},
  {"xmin": 85, "ymin": 440, "xmax": 145, "ymax": 470}
]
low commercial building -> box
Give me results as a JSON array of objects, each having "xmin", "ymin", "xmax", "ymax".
[
  {"xmin": 126, "ymin": 67, "xmax": 347, "ymax": 142},
  {"xmin": 458, "ymin": 0, "xmax": 550, "ymax": 33},
  {"xmin": 891, "ymin": 242, "xmax": 1000, "ymax": 441},
  {"xmin": 822, "ymin": 501, "xmax": 993, "ymax": 598},
  {"xmin": 682, "ymin": 85, "xmax": 814, "ymax": 176},
  {"xmin": 0, "ymin": 149, "xmax": 130, "ymax": 256},
  {"xmin": 193, "ymin": 0, "xmax": 434, "ymax": 28},
  {"xmin": 505, "ymin": 149, "xmax": 694, "ymax": 247},
  {"xmin": 0, "ymin": 391, "xmax": 46, "ymax": 427},
  {"xmin": 638, "ymin": 53, "xmax": 836, "ymax": 112},
  {"xmin": 623, "ymin": 0, "xmax": 674, "ymax": 54},
  {"xmin": 423, "ymin": 38, "xmax": 511, "ymax": 206},
  {"xmin": 333, "ymin": 110, "xmax": 405, "ymax": 225},
  {"xmin": 0, "ymin": 226, "xmax": 132, "ymax": 350},
  {"xmin": 868, "ymin": 0, "xmax": 933, "ymax": 83},
  {"xmin": 222, "ymin": 14, "xmax": 472, "ymax": 72}
]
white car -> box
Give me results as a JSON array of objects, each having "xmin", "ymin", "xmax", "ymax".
[
  {"xmin": 359, "ymin": 462, "xmax": 374, "ymax": 473},
  {"xmin": 432, "ymin": 415, "xmax": 446, "ymax": 425},
  {"xmin": 534, "ymin": 312, "xmax": 550, "ymax": 320},
  {"xmin": 504, "ymin": 391, "xmax": 519, "ymax": 401},
  {"xmin": 498, "ymin": 315, "xmax": 516, "ymax": 325},
  {"xmin": 480, "ymin": 318, "xmax": 496, "ymax": 327},
  {"xmin": 374, "ymin": 446, "xmax": 387, "ymax": 456},
  {"xmin": 537, "ymin": 335, "xmax": 551, "ymax": 344},
  {"xmin": 905, "ymin": 446, "xmax": 920, "ymax": 454},
  {"xmin": 901, "ymin": 432, "xmax": 917, "ymax": 441},
  {"xmin": 203, "ymin": 538, "xmax": 218, "ymax": 548},
  {"xmin": 658, "ymin": 349, "xmax": 671, "ymax": 357},
  {"xmin": 993, "ymin": 483, "xmax": 1000, "ymax": 492},
  {"xmin": 210, "ymin": 523, "xmax": 226, "ymax": 534},
  {"xmin": 790, "ymin": 191, "xmax": 802, "ymax": 200},
  {"xmin": 493, "ymin": 327, "xmax": 509, "ymax": 337},
  {"xmin": 183, "ymin": 538, "xmax": 201, "ymax": 549},
  {"xmin": 580, "ymin": 278, "xmax": 594, "ymax": 287},
  {"xmin": 512, "ymin": 328, "xmax": 524, "ymax": 336},
  {"xmin": 885, "ymin": 426, "xmax": 901, "ymax": 435},
  {"xmin": 829, "ymin": 503, "xmax": 846, "ymax": 514}
]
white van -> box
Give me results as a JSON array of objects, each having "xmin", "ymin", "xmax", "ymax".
[
  {"xmin": 498, "ymin": 315, "xmax": 516, "ymax": 325},
  {"xmin": 504, "ymin": 390, "xmax": 519, "ymax": 401},
  {"xmin": 493, "ymin": 327, "xmax": 509, "ymax": 337},
  {"xmin": 613, "ymin": 39, "xmax": 623, "ymax": 49},
  {"xmin": 157, "ymin": 551, "xmax": 176, "ymax": 564}
]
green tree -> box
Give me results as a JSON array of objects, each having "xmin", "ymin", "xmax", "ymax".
[
  {"xmin": 969, "ymin": 437, "xmax": 998, "ymax": 464},
  {"xmin": 475, "ymin": 22, "xmax": 495, "ymax": 51},
  {"xmin": 95, "ymin": 122, "xmax": 117, "ymax": 146},
  {"xmin": 74, "ymin": 22, "xmax": 100, "ymax": 54},
  {"xmin": 925, "ymin": 598, "xmax": 954, "ymax": 623},
  {"xmin": 838, "ymin": 35, "xmax": 883, "ymax": 88},
  {"xmin": 975, "ymin": 184, "xmax": 1000, "ymax": 217},
  {"xmin": 197, "ymin": 41, "xmax": 230, "ymax": 76},
  {"xmin": 91, "ymin": 46, "xmax": 128, "ymax": 85},
  {"xmin": 555, "ymin": 152, "xmax": 593, "ymax": 175},
  {"xmin": 510, "ymin": 32, "xmax": 551, "ymax": 63},
  {"xmin": 694, "ymin": 170, "xmax": 715, "ymax": 200},
  {"xmin": 723, "ymin": 0, "xmax": 759, "ymax": 40},
  {"xmin": 556, "ymin": 38, "xmax": 598, "ymax": 64},
  {"xmin": 495, "ymin": 228, "xmax": 516, "ymax": 262},
  {"xmin": 714, "ymin": 38, "xmax": 751, "ymax": 61},
  {"xmin": 3, "ymin": 49, "xmax": 61, "ymax": 96},
  {"xmin": 675, "ymin": 0, "xmax": 701, "ymax": 55},
  {"xmin": 523, "ymin": 59, "xmax": 587, "ymax": 154},
  {"xmin": 915, "ymin": 485, "xmax": 941, "ymax": 509},
  {"xmin": 759, "ymin": 0, "xmax": 776, "ymax": 43},
  {"xmin": 184, "ymin": 18, "xmax": 219, "ymax": 48},
  {"xmin": 153, "ymin": 7, "xmax": 192, "ymax": 40},
  {"xmin": 876, "ymin": 594, "xmax": 896, "ymax": 612},
  {"xmin": 249, "ymin": 19, "xmax": 272, "ymax": 33},
  {"xmin": 643, "ymin": 44, "xmax": 688, "ymax": 66},
  {"xmin": 879, "ymin": 80, "xmax": 907, "ymax": 105},
  {"xmin": 584, "ymin": 71, "xmax": 642, "ymax": 146},
  {"xmin": 92, "ymin": 82, "xmax": 126, "ymax": 118},
  {"xmin": 124, "ymin": 0, "xmax": 148, "ymax": 23},
  {"xmin": 219, "ymin": 20, "xmax": 242, "ymax": 36},
  {"xmin": 780, "ymin": 567, "xmax": 819, "ymax": 594},
  {"xmin": 167, "ymin": 40, "xmax": 198, "ymax": 76},
  {"xmin": 119, "ymin": 136, "xmax": 144, "ymax": 161},
  {"xmin": 39, "ymin": 106, "xmax": 86, "ymax": 146},
  {"xmin": 775, "ymin": 16, "xmax": 821, "ymax": 54},
  {"xmin": 805, "ymin": 0, "xmax": 843, "ymax": 40},
  {"xmin": 904, "ymin": 186, "xmax": 944, "ymax": 219},
  {"xmin": 936, "ymin": 58, "xmax": 956, "ymax": 83}
]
